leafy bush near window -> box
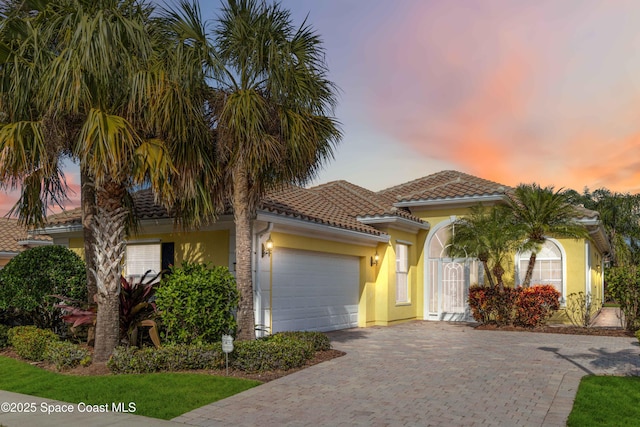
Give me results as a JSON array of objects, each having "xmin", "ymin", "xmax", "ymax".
[
  {"xmin": 514, "ymin": 285, "xmax": 561, "ymax": 327},
  {"xmin": 0, "ymin": 246, "xmax": 86, "ymax": 331},
  {"xmin": 155, "ymin": 263, "xmax": 239, "ymax": 344},
  {"xmin": 107, "ymin": 344, "xmax": 225, "ymax": 374},
  {"xmin": 44, "ymin": 341, "xmax": 92, "ymax": 371},
  {"xmin": 468, "ymin": 286, "xmax": 518, "ymax": 326},
  {"xmin": 468, "ymin": 285, "xmax": 560, "ymax": 328},
  {"xmin": 8, "ymin": 326, "xmax": 58, "ymax": 361}
]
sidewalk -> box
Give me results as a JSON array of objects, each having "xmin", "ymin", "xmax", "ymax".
[
  {"xmin": 0, "ymin": 390, "xmax": 183, "ymax": 427},
  {"xmin": 591, "ymin": 306, "xmax": 623, "ymax": 328}
]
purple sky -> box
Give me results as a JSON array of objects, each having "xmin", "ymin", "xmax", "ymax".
[{"xmin": 3, "ymin": 0, "xmax": 640, "ymax": 214}]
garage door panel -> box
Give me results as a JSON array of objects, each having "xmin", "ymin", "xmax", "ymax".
[{"xmin": 272, "ymin": 249, "xmax": 359, "ymax": 333}]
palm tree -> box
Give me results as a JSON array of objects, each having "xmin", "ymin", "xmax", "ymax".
[
  {"xmin": 0, "ymin": 0, "xmax": 213, "ymax": 360},
  {"xmin": 201, "ymin": 0, "xmax": 342, "ymax": 339},
  {"xmin": 507, "ymin": 184, "xmax": 588, "ymax": 288},
  {"xmin": 450, "ymin": 204, "xmax": 527, "ymax": 290}
]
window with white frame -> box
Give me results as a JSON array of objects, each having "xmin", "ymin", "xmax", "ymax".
[
  {"xmin": 125, "ymin": 244, "xmax": 161, "ymax": 280},
  {"xmin": 396, "ymin": 243, "xmax": 409, "ymax": 303},
  {"xmin": 517, "ymin": 240, "xmax": 563, "ymax": 297}
]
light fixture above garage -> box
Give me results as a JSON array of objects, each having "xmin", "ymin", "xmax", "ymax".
[
  {"xmin": 371, "ymin": 251, "xmax": 379, "ymax": 266},
  {"xmin": 262, "ymin": 236, "xmax": 274, "ymax": 257}
]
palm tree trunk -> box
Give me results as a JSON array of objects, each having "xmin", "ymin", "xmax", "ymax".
[
  {"xmin": 81, "ymin": 167, "xmax": 98, "ymax": 304},
  {"xmin": 481, "ymin": 261, "xmax": 496, "ymax": 288},
  {"xmin": 92, "ymin": 181, "xmax": 127, "ymax": 362},
  {"xmin": 492, "ymin": 263, "xmax": 505, "ymax": 291},
  {"xmin": 233, "ymin": 164, "xmax": 256, "ymax": 341},
  {"xmin": 522, "ymin": 252, "xmax": 537, "ymax": 288}
]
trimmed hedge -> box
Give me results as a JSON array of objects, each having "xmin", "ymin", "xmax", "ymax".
[
  {"xmin": 231, "ymin": 338, "xmax": 313, "ymax": 373},
  {"xmin": 8, "ymin": 326, "xmax": 58, "ymax": 361},
  {"xmin": 264, "ymin": 331, "xmax": 331, "ymax": 352},
  {"xmin": 107, "ymin": 331, "xmax": 332, "ymax": 374},
  {"xmin": 108, "ymin": 344, "xmax": 226, "ymax": 374},
  {"xmin": 44, "ymin": 341, "xmax": 92, "ymax": 371}
]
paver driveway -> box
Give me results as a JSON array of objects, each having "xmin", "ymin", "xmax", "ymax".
[{"xmin": 174, "ymin": 321, "xmax": 640, "ymax": 427}]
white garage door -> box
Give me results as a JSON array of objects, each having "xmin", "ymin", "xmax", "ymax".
[{"xmin": 271, "ymin": 249, "xmax": 359, "ymax": 333}]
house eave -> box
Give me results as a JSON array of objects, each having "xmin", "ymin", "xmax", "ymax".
[
  {"xmin": 257, "ymin": 211, "xmax": 390, "ymax": 246},
  {"xmin": 357, "ymin": 215, "xmax": 430, "ymax": 233},
  {"xmin": 393, "ymin": 194, "xmax": 507, "ymax": 208},
  {"xmin": 17, "ymin": 239, "xmax": 53, "ymax": 248},
  {"xmin": 0, "ymin": 251, "xmax": 19, "ymax": 258}
]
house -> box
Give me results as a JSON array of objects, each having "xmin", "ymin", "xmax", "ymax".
[
  {"xmin": 41, "ymin": 170, "xmax": 610, "ymax": 333},
  {"xmin": 0, "ymin": 218, "xmax": 52, "ymax": 268}
]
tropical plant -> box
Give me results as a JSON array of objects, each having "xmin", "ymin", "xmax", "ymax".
[
  {"xmin": 119, "ymin": 271, "xmax": 161, "ymax": 348},
  {"xmin": 0, "ymin": 0, "xmax": 213, "ymax": 360},
  {"xmin": 450, "ymin": 204, "xmax": 527, "ymax": 290},
  {"xmin": 155, "ymin": 262, "xmax": 239, "ymax": 345},
  {"xmin": 565, "ymin": 292, "xmax": 600, "ymax": 328},
  {"xmin": 179, "ymin": 0, "xmax": 342, "ymax": 340},
  {"xmin": 605, "ymin": 266, "xmax": 640, "ymax": 331},
  {"xmin": 55, "ymin": 271, "xmax": 161, "ymax": 347},
  {"xmin": 0, "ymin": 246, "xmax": 86, "ymax": 331},
  {"xmin": 507, "ymin": 184, "xmax": 588, "ymax": 288}
]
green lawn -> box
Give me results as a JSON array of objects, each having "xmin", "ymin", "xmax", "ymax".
[
  {"xmin": 567, "ymin": 376, "xmax": 640, "ymax": 427},
  {"xmin": 0, "ymin": 356, "xmax": 260, "ymax": 420}
]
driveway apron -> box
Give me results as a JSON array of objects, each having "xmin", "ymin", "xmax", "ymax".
[{"xmin": 174, "ymin": 321, "xmax": 640, "ymax": 427}]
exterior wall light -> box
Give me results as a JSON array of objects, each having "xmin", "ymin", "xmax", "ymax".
[
  {"xmin": 371, "ymin": 251, "xmax": 379, "ymax": 266},
  {"xmin": 262, "ymin": 236, "xmax": 274, "ymax": 257}
]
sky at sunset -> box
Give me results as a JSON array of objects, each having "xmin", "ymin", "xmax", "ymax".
[{"xmin": 3, "ymin": 0, "xmax": 640, "ymax": 215}]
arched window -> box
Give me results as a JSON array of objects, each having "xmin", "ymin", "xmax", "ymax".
[{"xmin": 517, "ymin": 240, "xmax": 564, "ymax": 297}]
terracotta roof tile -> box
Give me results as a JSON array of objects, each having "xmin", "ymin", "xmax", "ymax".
[
  {"xmin": 262, "ymin": 185, "xmax": 382, "ymax": 236},
  {"xmin": 312, "ymin": 180, "xmax": 425, "ymax": 224},
  {"xmin": 379, "ymin": 170, "xmax": 509, "ymax": 202},
  {"xmin": 0, "ymin": 218, "xmax": 51, "ymax": 253},
  {"xmin": 46, "ymin": 186, "xmax": 383, "ymax": 236}
]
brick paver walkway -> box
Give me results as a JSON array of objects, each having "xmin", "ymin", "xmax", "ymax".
[{"xmin": 174, "ymin": 321, "xmax": 640, "ymax": 427}]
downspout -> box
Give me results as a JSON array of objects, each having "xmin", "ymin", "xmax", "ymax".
[{"xmin": 254, "ymin": 222, "xmax": 273, "ymax": 337}]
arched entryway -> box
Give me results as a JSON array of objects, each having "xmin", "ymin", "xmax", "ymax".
[{"xmin": 424, "ymin": 220, "xmax": 482, "ymax": 321}]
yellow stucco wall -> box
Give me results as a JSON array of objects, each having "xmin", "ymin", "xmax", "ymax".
[{"xmin": 68, "ymin": 231, "xmax": 230, "ymax": 267}]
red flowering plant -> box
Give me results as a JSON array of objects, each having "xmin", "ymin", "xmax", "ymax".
[{"xmin": 514, "ymin": 285, "xmax": 561, "ymax": 328}]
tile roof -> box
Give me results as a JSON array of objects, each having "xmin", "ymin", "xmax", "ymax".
[
  {"xmin": 0, "ymin": 218, "xmax": 51, "ymax": 253},
  {"xmin": 312, "ymin": 180, "xmax": 425, "ymax": 224},
  {"xmin": 262, "ymin": 185, "xmax": 382, "ymax": 236},
  {"xmin": 46, "ymin": 189, "xmax": 171, "ymax": 226},
  {"xmin": 46, "ymin": 186, "xmax": 383, "ymax": 236},
  {"xmin": 379, "ymin": 170, "xmax": 509, "ymax": 203},
  {"xmin": 43, "ymin": 171, "xmax": 601, "ymax": 235}
]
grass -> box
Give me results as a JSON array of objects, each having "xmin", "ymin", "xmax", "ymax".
[
  {"xmin": 0, "ymin": 356, "xmax": 260, "ymax": 419},
  {"xmin": 567, "ymin": 376, "xmax": 640, "ymax": 426},
  {"xmin": 603, "ymin": 302, "xmax": 620, "ymax": 308}
]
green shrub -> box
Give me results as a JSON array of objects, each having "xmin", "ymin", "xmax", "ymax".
[
  {"xmin": 0, "ymin": 246, "xmax": 87, "ymax": 331},
  {"xmin": 107, "ymin": 343, "xmax": 225, "ymax": 374},
  {"xmin": 265, "ymin": 331, "xmax": 331, "ymax": 351},
  {"xmin": 230, "ymin": 338, "xmax": 314, "ymax": 373},
  {"xmin": 44, "ymin": 341, "xmax": 91, "ymax": 371},
  {"xmin": 635, "ymin": 329, "xmax": 640, "ymax": 344},
  {"xmin": 155, "ymin": 263, "xmax": 238, "ymax": 345},
  {"xmin": 0, "ymin": 324, "xmax": 10, "ymax": 348},
  {"xmin": 606, "ymin": 266, "xmax": 640, "ymax": 331},
  {"xmin": 8, "ymin": 326, "xmax": 58, "ymax": 361}
]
